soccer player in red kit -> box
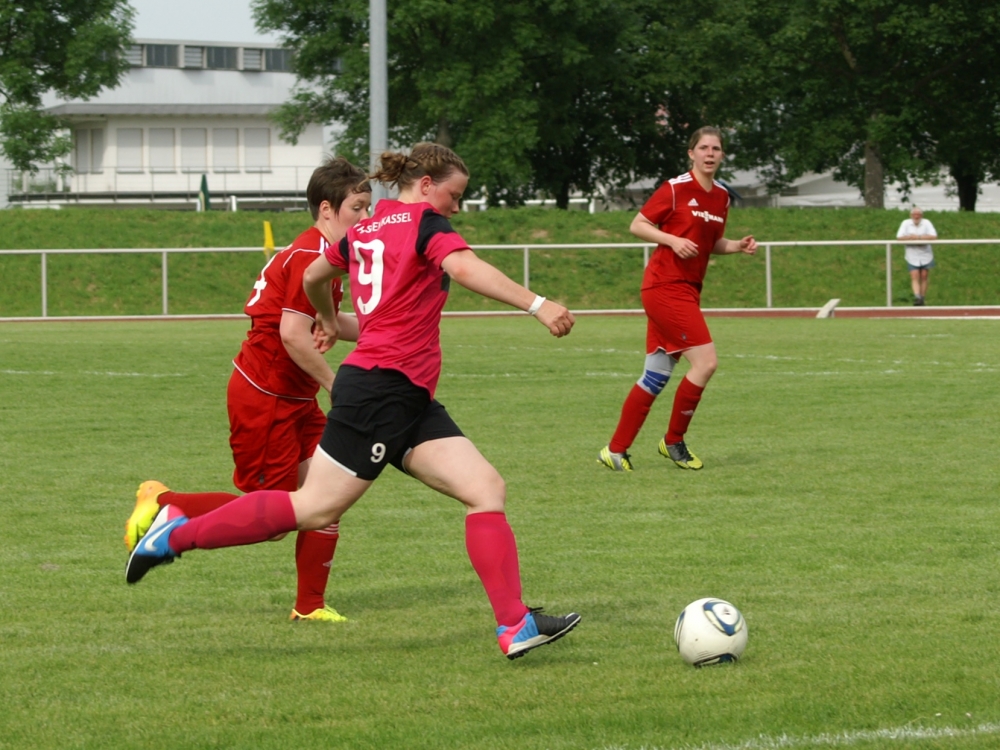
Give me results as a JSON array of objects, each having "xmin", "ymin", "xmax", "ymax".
[
  {"xmin": 123, "ymin": 157, "xmax": 370, "ymax": 622},
  {"xmin": 598, "ymin": 127, "xmax": 757, "ymax": 472},
  {"xmin": 125, "ymin": 142, "xmax": 581, "ymax": 660}
]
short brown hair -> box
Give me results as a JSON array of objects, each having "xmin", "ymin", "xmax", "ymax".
[
  {"xmin": 306, "ymin": 156, "xmax": 371, "ymax": 220},
  {"xmin": 370, "ymin": 142, "xmax": 469, "ymax": 191}
]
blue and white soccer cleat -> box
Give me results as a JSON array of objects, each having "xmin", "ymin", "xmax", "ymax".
[
  {"xmin": 497, "ymin": 608, "xmax": 581, "ymax": 660},
  {"xmin": 125, "ymin": 504, "xmax": 188, "ymax": 584}
]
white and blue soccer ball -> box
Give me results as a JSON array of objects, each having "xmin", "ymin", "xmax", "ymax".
[{"xmin": 674, "ymin": 598, "xmax": 748, "ymax": 666}]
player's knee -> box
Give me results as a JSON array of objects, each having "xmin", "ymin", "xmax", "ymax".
[
  {"xmin": 465, "ymin": 469, "xmax": 506, "ymax": 513},
  {"xmin": 637, "ymin": 351, "xmax": 675, "ymax": 396}
]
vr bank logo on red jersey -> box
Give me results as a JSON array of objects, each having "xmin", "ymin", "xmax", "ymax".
[
  {"xmin": 691, "ymin": 210, "xmax": 724, "ymax": 224},
  {"xmin": 357, "ymin": 212, "xmax": 412, "ymax": 234}
]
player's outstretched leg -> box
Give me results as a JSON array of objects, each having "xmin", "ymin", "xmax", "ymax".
[
  {"xmin": 124, "ymin": 480, "xmax": 170, "ymax": 552},
  {"xmin": 497, "ymin": 608, "xmax": 582, "ymax": 660},
  {"xmin": 125, "ymin": 505, "xmax": 188, "ymax": 584}
]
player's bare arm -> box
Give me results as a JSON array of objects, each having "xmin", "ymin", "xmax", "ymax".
[
  {"xmin": 712, "ymin": 236, "xmax": 758, "ymax": 255},
  {"xmin": 441, "ymin": 249, "xmax": 575, "ymax": 337},
  {"xmin": 279, "ymin": 310, "xmax": 337, "ymax": 392},
  {"xmin": 630, "ymin": 212, "xmax": 699, "ymax": 258},
  {"xmin": 303, "ymin": 254, "xmax": 345, "ymax": 352},
  {"xmin": 335, "ymin": 312, "xmax": 359, "ymax": 343}
]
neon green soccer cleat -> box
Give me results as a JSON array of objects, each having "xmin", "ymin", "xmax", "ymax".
[
  {"xmin": 598, "ymin": 445, "xmax": 633, "ymax": 472},
  {"xmin": 658, "ymin": 438, "xmax": 703, "ymax": 470},
  {"xmin": 290, "ymin": 605, "xmax": 349, "ymax": 623},
  {"xmin": 124, "ymin": 480, "xmax": 170, "ymax": 552}
]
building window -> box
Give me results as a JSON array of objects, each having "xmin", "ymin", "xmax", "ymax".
[
  {"xmin": 117, "ymin": 128, "xmax": 143, "ymax": 172},
  {"xmin": 149, "ymin": 128, "xmax": 175, "ymax": 172},
  {"xmin": 75, "ymin": 129, "xmax": 105, "ymax": 173},
  {"xmin": 264, "ymin": 49, "xmax": 293, "ymax": 72},
  {"xmin": 244, "ymin": 128, "xmax": 271, "ymax": 171},
  {"xmin": 145, "ymin": 44, "xmax": 179, "ymax": 68},
  {"xmin": 206, "ymin": 46, "xmax": 238, "ymax": 70},
  {"xmin": 213, "ymin": 129, "xmax": 239, "ymax": 172},
  {"xmin": 243, "ymin": 48, "xmax": 262, "ymax": 71},
  {"xmin": 183, "ymin": 46, "xmax": 204, "ymax": 68},
  {"xmin": 181, "ymin": 128, "xmax": 207, "ymax": 172},
  {"xmin": 126, "ymin": 45, "xmax": 143, "ymax": 66}
]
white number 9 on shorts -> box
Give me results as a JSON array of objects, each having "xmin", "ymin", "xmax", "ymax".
[{"xmin": 370, "ymin": 443, "xmax": 386, "ymax": 463}]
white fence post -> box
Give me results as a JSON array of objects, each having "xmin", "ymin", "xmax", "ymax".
[
  {"xmin": 162, "ymin": 251, "xmax": 169, "ymax": 315},
  {"xmin": 886, "ymin": 243, "xmax": 893, "ymax": 308},
  {"xmin": 523, "ymin": 247, "xmax": 530, "ymax": 288},
  {"xmin": 765, "ymin": 244, "xmax": 772, "ymax": 308},
  {"xmin": 41, "ymin": 252, "xmax": 48, "ymax": 318}
]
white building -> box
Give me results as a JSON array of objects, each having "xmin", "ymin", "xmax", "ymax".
[{"xmin": 5, "ymin": 39, "xmax": 327, "ymax": 210}]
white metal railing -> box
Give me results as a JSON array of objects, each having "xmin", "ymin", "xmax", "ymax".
[
  {"xmin": 5, "ymin": 166, "xmax": 320, "ymax": 207},
  {"xmin": 0, "ymin": 240, "xmax": 996, "ymax": 319},
  {"xmin": 758, "ymin": 239, "xmax": 1000, "ymax": 308}
]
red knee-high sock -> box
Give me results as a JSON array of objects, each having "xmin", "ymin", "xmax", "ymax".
[
  {"xmin": 665, "ymin": 377, "xmax": 705, "ymax": 444},
  {"xmin": 465, "ymin": 512, "xmax": 529, "ymax": 627},
  {"xmin": 609, "ymin": 384, "xmax": 657, "ymax": 453},
  {"xmin": 168, "ymin": 490, "xmax": 297, "ymax": 553},
  {"xmin": 293, "ymin": 524, "xmax": 339, "ymax": 614},
  {"xmin": 158, "ymin": 490, "xmax": 239, "ymax": 518}
]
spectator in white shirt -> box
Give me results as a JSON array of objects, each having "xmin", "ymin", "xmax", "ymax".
[{"xmin": 896, "ymin": 207, "xmax": 937, "ymax": 306}]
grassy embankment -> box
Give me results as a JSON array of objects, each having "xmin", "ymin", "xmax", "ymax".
[{"xmin": 1, "ymin": 206, "xmax": 998, "ymax": 316}]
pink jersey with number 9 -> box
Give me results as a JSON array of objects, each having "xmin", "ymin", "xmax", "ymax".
[{"xmin": 324, "ymin": 199, "xmax": 469, "ymax": 397}]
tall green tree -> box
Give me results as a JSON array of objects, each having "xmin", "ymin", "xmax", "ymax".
[
  {"xmin": 0, "ymin": 0, "xmax": 134, "ymax": 173},
  {"xmin": 723, "ymin": 0, "xmax": 1000, "ymax": 209},
  {"xmin": 253, "ymin": 0, "xmax": 711, "ymax": 206}
]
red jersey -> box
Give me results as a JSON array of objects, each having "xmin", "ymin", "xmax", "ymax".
[
  {"xmin": 233, "ymin": 226, "xmax": 343, "ymax": 400},
  {"xmin": 640, "ymin": 171, "xmax": 730, "ymax": 290},
  {"xmin": 324, "ymin": 199, "xmax": 469, "ymax": 397}
]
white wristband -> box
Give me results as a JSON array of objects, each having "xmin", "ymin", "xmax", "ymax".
[{"xmin": 526, "ymin": 295, "xmax": 546, "ymax": 316}]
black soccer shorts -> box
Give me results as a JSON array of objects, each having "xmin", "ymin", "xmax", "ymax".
[{"xmin": 317, "ymin": 364, "xmax": 464, "ymax": 480}]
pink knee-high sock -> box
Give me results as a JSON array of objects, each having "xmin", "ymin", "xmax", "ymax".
[
  {"xmin": 168, "ymin": 490, "xmax": 297, "ymax": 553},
  {"xmin": 465, "ymin": 512, "xmax": 529, "ymax": 627}
]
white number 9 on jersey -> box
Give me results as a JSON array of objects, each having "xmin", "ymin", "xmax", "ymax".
[{"xmin": 353, "ymin": 239, "xmax": 385, "ymax": 314}]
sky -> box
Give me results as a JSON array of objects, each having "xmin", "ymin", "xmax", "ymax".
[{"xmin": 128, "ymin": 0, "xmax": 281, "ymax": 43}]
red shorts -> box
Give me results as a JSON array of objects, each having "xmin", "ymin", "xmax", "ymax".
[
  {"xmin": 227, "ymin": 371, "xmax": 327, "ymax": 493},
  {"xmin": 641, "ymin": 282, "xmax": 712, "ymax": 355}
]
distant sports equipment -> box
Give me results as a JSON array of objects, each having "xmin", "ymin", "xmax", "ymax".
[{"xmin": 674, "ymin": 598, "xmax": 747, "ymax": 666}]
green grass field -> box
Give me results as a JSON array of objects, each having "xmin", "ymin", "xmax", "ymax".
[
  {"xmin": 1, "ymin": 315, "xmax": 999, "ymax": 749},
  {"xmin": 1, "ymin": 206, "xmax": 998, "ymax": 316}
]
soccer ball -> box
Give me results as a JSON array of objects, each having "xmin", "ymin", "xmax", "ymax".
[{"xmin": 674, "ymin": 598, "xmax": 748, "ymax": 666}]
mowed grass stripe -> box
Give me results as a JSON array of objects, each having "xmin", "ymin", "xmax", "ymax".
[{"xmin": 0, "ymin": 316, "xmax": 998, "ymax": 749}]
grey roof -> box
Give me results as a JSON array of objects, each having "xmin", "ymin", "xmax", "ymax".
[{"xmin": 45, "ymin": 104, "xmax": 276, "ymax": 117}]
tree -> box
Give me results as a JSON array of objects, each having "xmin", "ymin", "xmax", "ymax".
[
  {"xmin": 0, "ymin": 0, "xmax": 133, "ymax": 172},
  {"xmin": 722, "ymin": 0, "xmax": 1000, "ymax": 209},
  {"xmin": 253, "ymin": 0, "xmax": 711, "ymax": 206}
]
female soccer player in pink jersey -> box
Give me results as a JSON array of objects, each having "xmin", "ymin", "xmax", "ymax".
[
  {"xmin": 598, "ymin": 126, "xmax": 757, "ymax": 472},
  {"xmin": 123, "ymin": 157, "xmax": 370, "ymax": 623},
  {"xmin": 125, "ymin": 143, "xmax": 581, "ymax": 660}
]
